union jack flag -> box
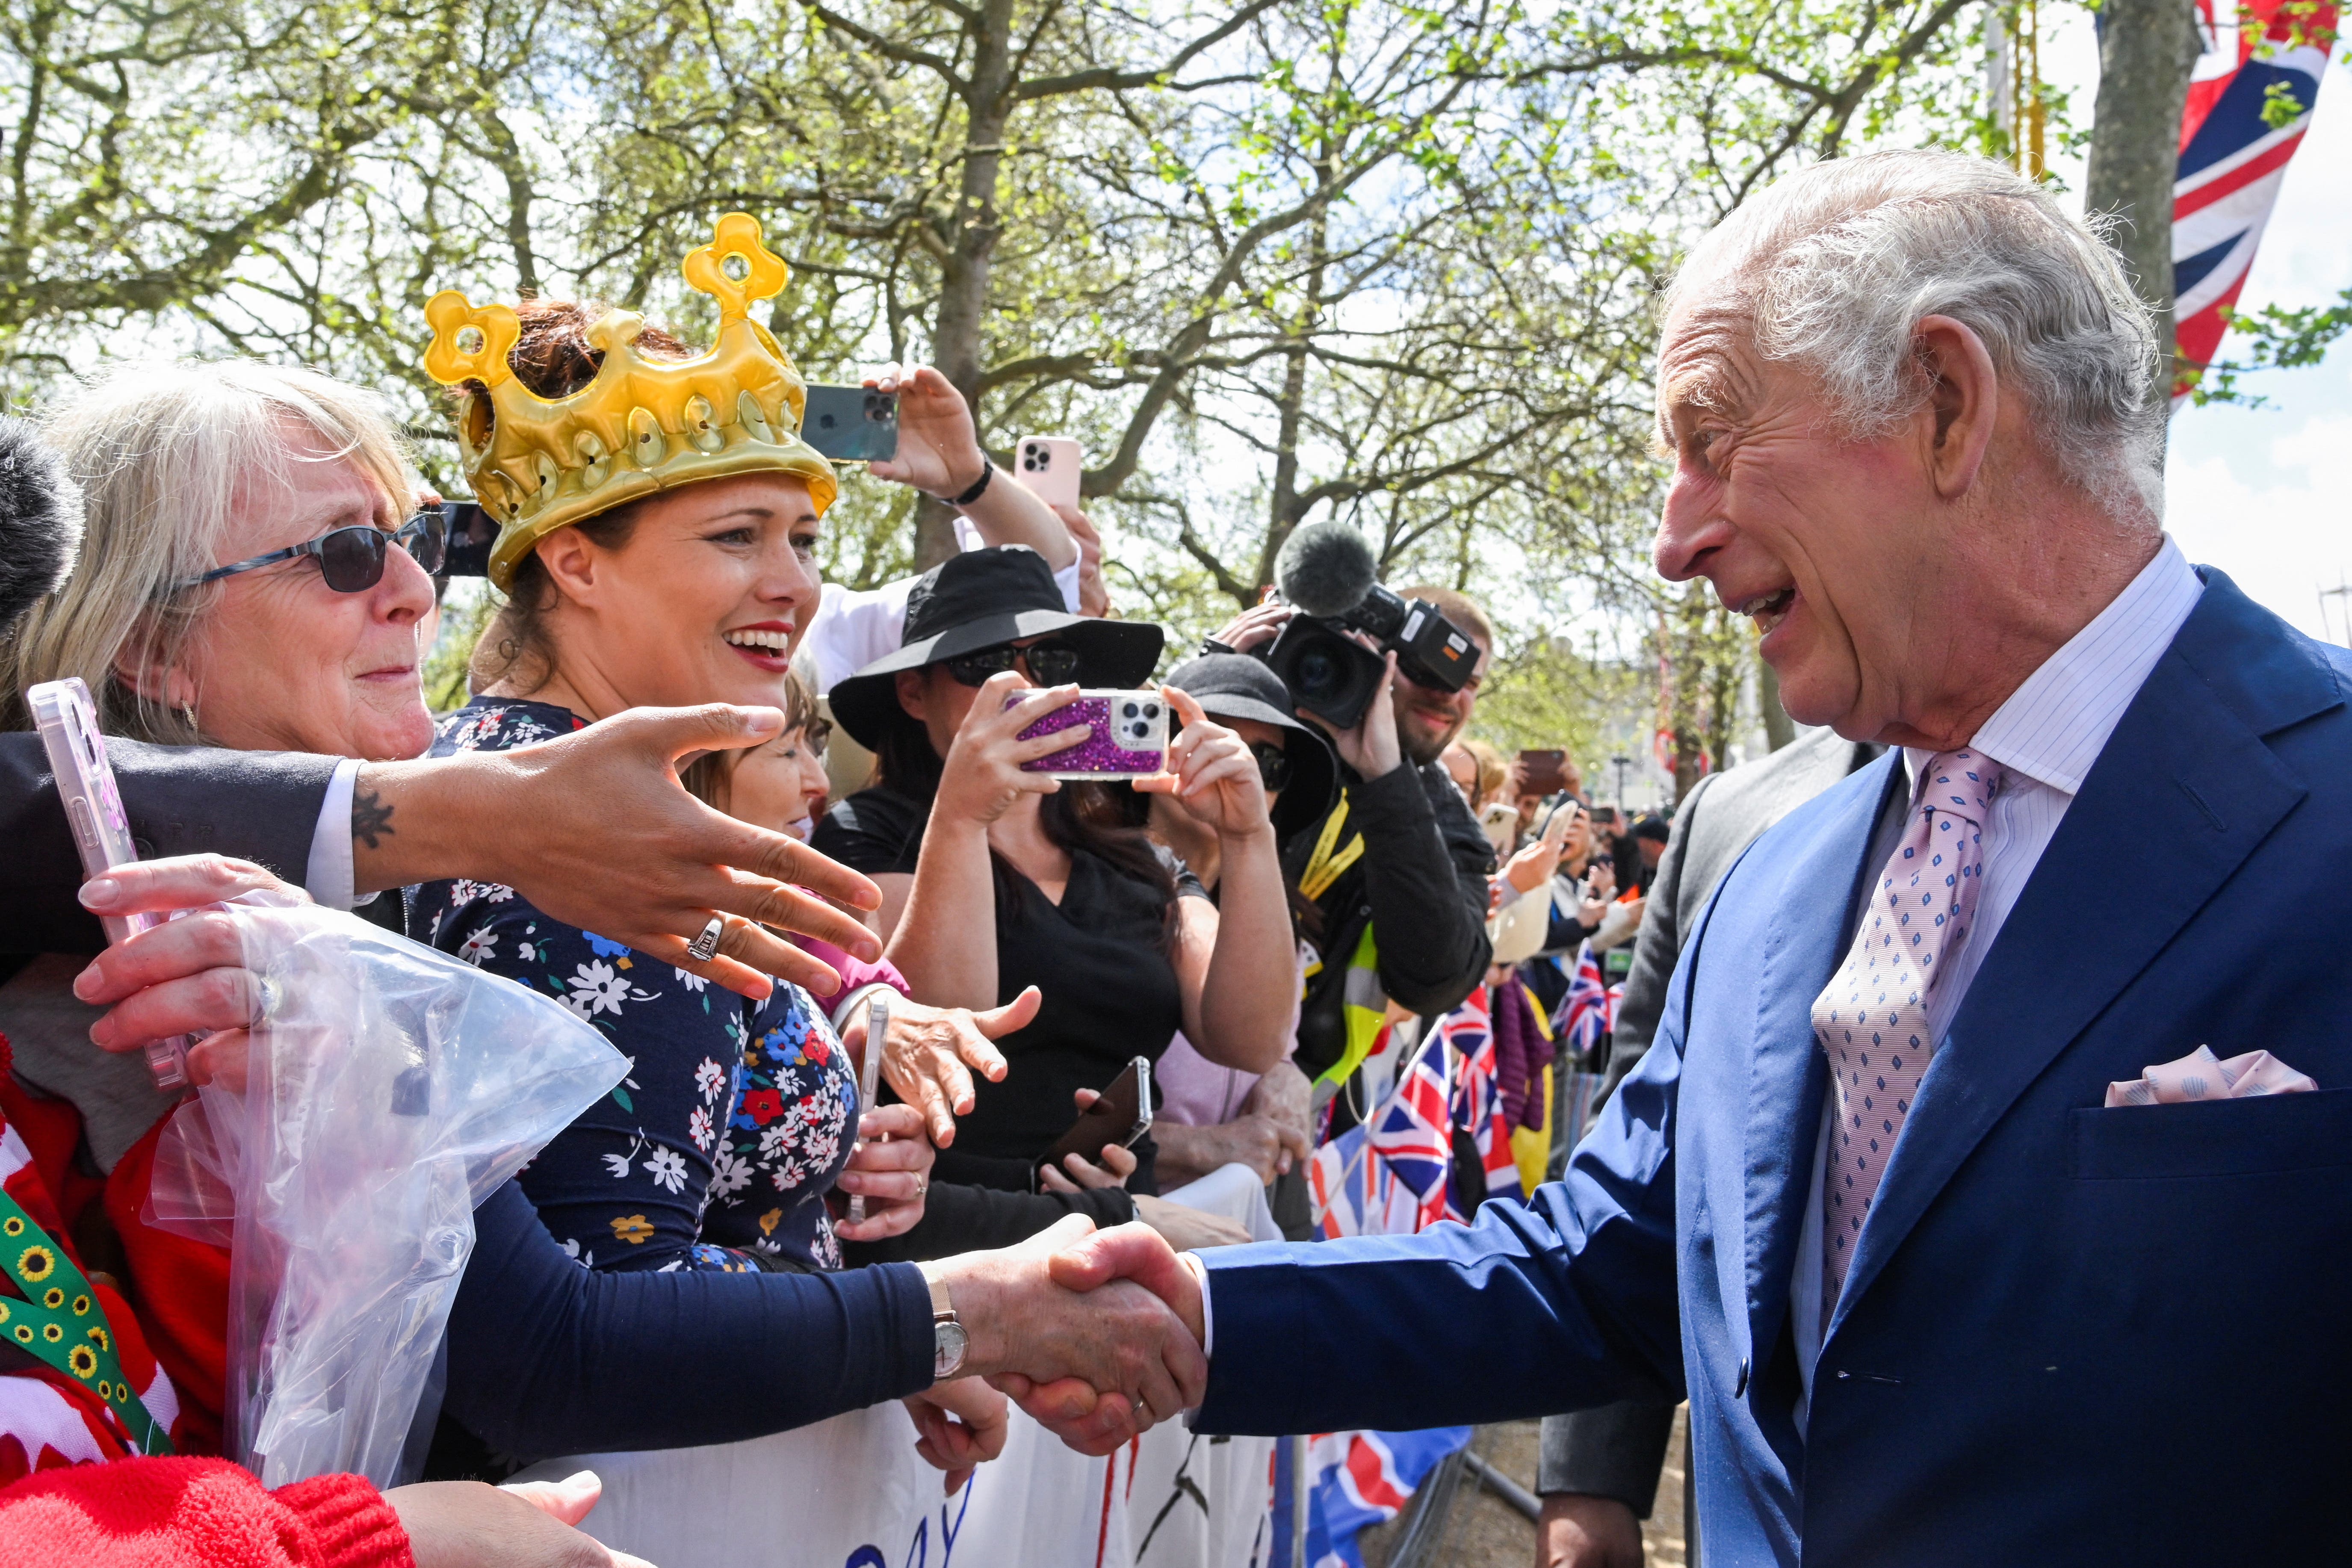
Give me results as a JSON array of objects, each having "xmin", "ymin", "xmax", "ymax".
[
  {"xmin": 1270, "ymin": 1425, "xmax": 1473, "ymax": 1568},
  {"xmin": 1555, "ymin": 942, "xmax": 1611, "ymax": 1058},
  {"xmin": 1437, "ymin": 990, "xmax": 1523, "ymax": 1215},
  {"xmin": 1312, "ymin": 989, "xmax": 1525, "ymax": 1237},
  {"xmin": 1364, "ymin": 1026, "xmax": 1454, "ymax": 1225},
  {"xmin": 2173, "ymin": 0, "xmax": 2337, "ymax": 399}
]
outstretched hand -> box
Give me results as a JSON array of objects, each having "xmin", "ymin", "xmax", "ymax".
[
  {"xmin": 356, "ymin": 703, "xmax": 884, "ymax": 1001},
  {"xmin": 842, "ymin": 986, "xmax": 1037, "ymax": 1146}
]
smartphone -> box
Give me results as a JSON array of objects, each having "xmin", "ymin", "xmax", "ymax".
[
  {"xmin": 802, "ymin": 384, "xmax": 899, "ymax": 462},
  {"xmin": 1005, "ymin": 688, "xmax": 1168, "ymax": 779},
  {"xmin": 1516, "ymin": 749, "xmax": 1570, "ymax": 799},
  {"xmin": 1035, "ymin": 1056, "xmax": 1154, "ymax": 1180},
  {"xmin": 1012, "ymin": 436, "xmax": 1082, "ymax": 511},
  {"xmin": 29, "ymin": 678, "xmax": 192, "ymax": 1090},
  {"xmin": 845, "ymin": 992, "xmax": 889, "ymax": 1227},
  {"xmin": 1536, "ymin": 794, "xmax": 1585, "ymax": 842}
]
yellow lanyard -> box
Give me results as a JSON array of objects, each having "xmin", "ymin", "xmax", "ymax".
[{"xmin": 1299, "ymin": 791, "xmax": 1365, "ymax": 903}]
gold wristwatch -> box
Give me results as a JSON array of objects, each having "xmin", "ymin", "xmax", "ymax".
[{"xmin": 925, "ymin": 1268, "xmax": 969, "ymax": 1379}]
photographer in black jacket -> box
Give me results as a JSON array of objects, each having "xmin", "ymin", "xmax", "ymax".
[{"xmin": 1209, "ymin": 584, "xmax": 1496, "ymax": 1116}]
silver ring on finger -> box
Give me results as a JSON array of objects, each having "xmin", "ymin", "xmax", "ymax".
[
  {"xmin": 1135, "ymin": 1398, "xmax": 1155, "ymax": 1426},
  {"xmin": 687, "ymin": 915, "xmax": 726, "ymax": 963},
  {"xmin": 248, "ymin": 977, "xmax": 280, "ymax": 1028},
  {"xmin": 914, "ymin": 1175, "xmax": 927, "ymax": 1197}
]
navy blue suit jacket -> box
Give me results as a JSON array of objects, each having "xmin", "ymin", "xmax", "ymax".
[{"xmin": 1198, "ymin": 570, "xmax": 2352, "ymax": 1565}]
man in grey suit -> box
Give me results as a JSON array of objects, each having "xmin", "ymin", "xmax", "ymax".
[{"xmin": 1535, "ymin": 724, "xmax": 1880, "ymax": 1568}]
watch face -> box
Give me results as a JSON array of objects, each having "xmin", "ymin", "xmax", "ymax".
[{"xmin": 934, "ymin": 1319, "xmax": 970, "ymax": 1379}]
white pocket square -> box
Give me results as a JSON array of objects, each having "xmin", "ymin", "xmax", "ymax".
[{"xmin": 2105, "ymin": 1044, "xmax": 2317, "ymax": 1108}]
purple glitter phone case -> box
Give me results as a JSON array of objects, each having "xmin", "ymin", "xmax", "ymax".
[{"xmin": 1008, "ymin": 689, "xmax": 1169, "ymax": 778}]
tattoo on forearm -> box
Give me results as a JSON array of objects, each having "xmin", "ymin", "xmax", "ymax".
[{"xmin": 352, "ymin": 787, "xmax": 396, "ymax": 851}]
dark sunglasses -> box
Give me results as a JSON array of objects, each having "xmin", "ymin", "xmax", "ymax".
[
  {"xmin": 176, "ymin": 508, "xmax": 447, "ymax": 595},
  {"xmin": 942, "ymin": 638, "xmax": 1084, "ymax": 689},
  {"xmin": 1250, "ymin": 739, "xmax": 1293, "ymax": 794}
]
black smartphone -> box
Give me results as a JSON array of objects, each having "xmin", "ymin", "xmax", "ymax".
[
  {"xmin": 802, "ymin": 384, "xmax": 899, "ymax": 462},
  {"xmin": 1034, "ymin": 1057, "xmax": 1154, "ymax": 1181}
]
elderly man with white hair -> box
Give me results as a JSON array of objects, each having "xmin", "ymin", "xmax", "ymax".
[{"xmin": 996, "ymin": 148, "xmax": 2352, "ymax": 1565}]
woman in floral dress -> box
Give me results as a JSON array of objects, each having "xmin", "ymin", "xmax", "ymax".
[{"xmin": 412, "ymin": 697, "xmax": 860, "ymax": 1270}]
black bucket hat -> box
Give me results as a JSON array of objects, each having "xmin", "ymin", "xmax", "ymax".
[
  {"xmin": 1164, "ymin": 653, "xmax": 1339, "ymax": 838},
  {"xmin": 828, "ymin": 546, "xmax": 1164, "ymax": 749}
]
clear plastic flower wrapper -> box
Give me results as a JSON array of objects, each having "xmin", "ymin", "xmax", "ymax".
[{"xmin": 143, "ymin": 892, "xmax": 626, "ymax": 1488}]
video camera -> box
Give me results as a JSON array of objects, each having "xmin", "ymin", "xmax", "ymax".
[{"xmin": 1259, "ymin": 521, "xmax": 1479, "ymax": 729}]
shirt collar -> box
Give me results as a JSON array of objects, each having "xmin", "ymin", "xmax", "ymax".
[{"xmin": 1905, "ymin": 536, "xmax": 2204, "ymax": 798}]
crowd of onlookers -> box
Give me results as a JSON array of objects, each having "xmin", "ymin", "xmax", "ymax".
[{"xmin": 0, "ymin": 272, "xmax": 1665, "ymax": 1565}]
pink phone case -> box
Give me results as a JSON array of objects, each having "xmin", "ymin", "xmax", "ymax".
[
  {"xmin": 1012, "ymin": 436, "xmax": 1082, "ymax": 512},
  {"xmin": 29, "ymin": 678, "xmax": 192, "ymax": 1090},
  {"xmin": 1006, "ymin": 690, "xmax": 1168, "ymax": 778}
]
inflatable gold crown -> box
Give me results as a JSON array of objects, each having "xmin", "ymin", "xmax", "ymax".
[{"xmin": 423, "ymin": 212, "xmax": 839, "ymax": 589}]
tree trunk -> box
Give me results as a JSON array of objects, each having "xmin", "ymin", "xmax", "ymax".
[
  {"xmin": 1254, "ymin": 185, "xmax": 1331, "ymax": 598},
  {"xmin": 2083, "ymin": 0, "xmax": 2204, "ymax": 372},
  {"xmin": 918, "ymin": 0, "xmax": 1016, "ymax": 566}
]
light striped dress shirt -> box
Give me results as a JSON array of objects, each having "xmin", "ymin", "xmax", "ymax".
[{"xmin": 1791, "ymin": 536, "xmax": 2204, "ymax": 1424}]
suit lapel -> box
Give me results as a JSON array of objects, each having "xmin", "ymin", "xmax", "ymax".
[
  {"xmin": 1742, "ymin": 753, "xmax": 1905, "ymax": 1351},
  {"xmin": 1827, "ymin": 574, "xmax": 2342, "ymax": 1333}
]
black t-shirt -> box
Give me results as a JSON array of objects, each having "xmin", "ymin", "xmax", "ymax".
[{"xmin": 814, "ymin": 786, "xmax": 1206, "ymax": 1172}]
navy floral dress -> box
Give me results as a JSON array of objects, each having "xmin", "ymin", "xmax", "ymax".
[{"xmin": 411, "ymin": 697, "xmax": 856, "ymax": 1272}]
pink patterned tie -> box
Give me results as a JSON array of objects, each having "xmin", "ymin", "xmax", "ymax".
[{"xmin": 1812, "ymin": 748, "xmax": 2003, "ymax": 1316}]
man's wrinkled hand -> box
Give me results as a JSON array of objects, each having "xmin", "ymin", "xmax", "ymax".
[
  {"xmin": 936, "ymin": 1217, "xmax": 1206, "ymax": 1457},
  {"xmin": 994, "ymin": 1222, "xmax": 1210, "ymax": 1454}
]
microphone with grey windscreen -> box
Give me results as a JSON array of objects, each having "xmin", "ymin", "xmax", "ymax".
[{"xmin": 1259, "ymin": 520, "xmax": 1480, "ymax": 729}]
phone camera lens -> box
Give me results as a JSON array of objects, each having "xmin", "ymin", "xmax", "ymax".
[
  {"xmin": 1142, "ymin": 703, "xmax": 1159, "ymax": 718},
  {"xmin": 1122, "ymin": 702, "xmax": 1140, "ymax": 718}
]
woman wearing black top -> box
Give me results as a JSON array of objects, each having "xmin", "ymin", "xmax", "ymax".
[{"xmin": 818, "ymin": 549, "xmax": 1296, "ymax": 1193}]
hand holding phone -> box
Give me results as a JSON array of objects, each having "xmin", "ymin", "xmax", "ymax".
[
  {"xmin": 29, "ymin": 678, "xmax": 193, "ymax": 1090},
  {"xmin": 1034, "ymin": 1057, "xmax": 1154, "ymax": 1182},
  {"xmin": 1005, "ymin": 689, "xmax": 1167, "ymax": 779}
]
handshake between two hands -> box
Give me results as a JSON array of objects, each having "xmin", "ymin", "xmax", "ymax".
[{"xmin": 939, "ymin": 1213, "xmax": 1213, "ymax": 1458}]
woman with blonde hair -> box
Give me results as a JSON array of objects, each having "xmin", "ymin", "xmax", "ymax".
[{"xmin": 0, "ymin": 360, "xmax": 441, "ymax": 763}]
